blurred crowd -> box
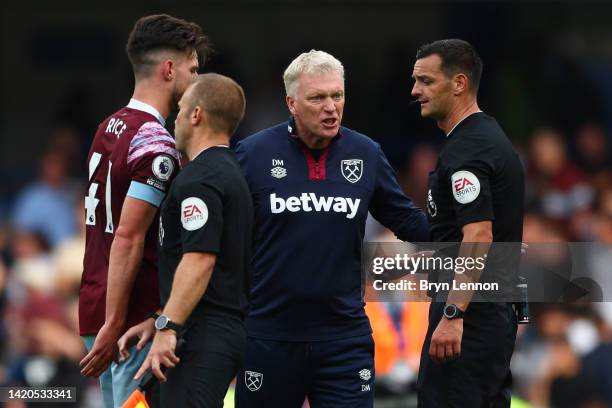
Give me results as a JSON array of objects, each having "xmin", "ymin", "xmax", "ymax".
[
  {"xmin": 0, "ymin": 128, "xmax": 99, "ymax": 407},
  {"xmin": 0, "ymin": 118, "xmax": 610, "ymax": 407}
]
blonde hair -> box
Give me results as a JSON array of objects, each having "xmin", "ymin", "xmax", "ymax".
[
  {"xmin": 283, "ymin": 50, "xmax": 344, "ymax": 97},
  {"xmin": 187, "ymin": 73, "xmax": 246, "ymax": 135}
]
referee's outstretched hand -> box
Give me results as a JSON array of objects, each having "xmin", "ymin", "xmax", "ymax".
[
  {"xmin": 118, "ymin": 318, "xmax": 156, "ymax": 362},
  {"xmin": 134, "ymin": 330, "xmax": 180, "ymax": 382},
  {"xmin": 429, "ymin": 318, "xmax": 463, "ymax": 363}
]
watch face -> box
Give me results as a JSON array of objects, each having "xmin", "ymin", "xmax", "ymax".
[
  {"xmin": 155, "ymin": 315, "xmax": 168, "ymax": 330},
  {"xmin": 444, "ymin": 304, "xmax": 457, "ymax": 319}
]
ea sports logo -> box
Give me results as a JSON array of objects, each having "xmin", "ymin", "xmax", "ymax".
[
  {"xmin": 180, "ymin": 197, "xmax": 208, "ymax": 230},
  {"xmin": 183, "ymin": 204, "xmax": 202, "ymax": 218},
  {"xmin": 451, "ymin": 170, "xmax": 480, "ymax": 204},
  {"xmin": 454, "ymin": 177, "xmax": 474, "ymax": 191}
]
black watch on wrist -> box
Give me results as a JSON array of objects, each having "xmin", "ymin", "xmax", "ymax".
[
  {"xmin": 144, "ymin": 312, "xmax": 159, "ymax": 321},
  {"xmin": 443, "ymin": 304, "xmax": 465, "ymax": 320},
  {"xmin": 154, "ymin": 314, "xmax": 182, "ymax": 332}
]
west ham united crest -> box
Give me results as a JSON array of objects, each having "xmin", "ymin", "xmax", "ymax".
[
  {"xmin": 245, "ymin": 371, "xmax": 263, "ymax": 391},
  {"xmin": 341, "ymin": 159, "xmax": 363, "ymax": 183}
]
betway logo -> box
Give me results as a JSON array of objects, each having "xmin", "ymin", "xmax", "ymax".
[{"xmin": 270, "ymin": 193, "xmax": 361, "ymax": 219}]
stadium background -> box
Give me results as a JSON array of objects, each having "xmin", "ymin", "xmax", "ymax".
[{"xmin": 1, "ymin": 1, "xmax": 612, "ymax": 407}]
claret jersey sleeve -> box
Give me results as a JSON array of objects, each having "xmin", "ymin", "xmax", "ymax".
[
  {"xmin": 443, "ymin": 135, "xmax": 495, "ymax": 228},
  {"xmin": 175, "ymin": 179, "xmax": 224, "ymax": 254},
  {"xmin": 369, "ymin": 144, "xmax": 430, "ymax": 242},
  {"xmin": 126, "ymin": 121, "xmax": 180, "ymax": 207}
]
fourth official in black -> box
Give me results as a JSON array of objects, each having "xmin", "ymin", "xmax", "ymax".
[
  {"xmin": 411, "ymin": 39, "xmax": 525, "ymax": 407},
  {"xmin": 131, "ymin": 73, "xmax": 253, "ymax": 407}
]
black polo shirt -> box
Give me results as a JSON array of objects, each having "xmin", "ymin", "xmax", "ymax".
[
  {"xmin": 158, "ymin": 146, "xmax": 254, "ymax": 319},
  {"xmin": 427, "ymin": 112, "xmax": 523, "ymax": 242},
  {"xmin": 427, "ymin": 112, "xmax": 524, "ymax": 294}
]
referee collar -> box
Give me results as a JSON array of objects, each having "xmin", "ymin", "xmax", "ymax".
[
  {"xmin": 127, "ymin": 98, "xmax": 166, "ymax": 127},
  {"xmin": 192, "ymin": 145, "xmax": 229, "ymax": 161},
  {"xmin": 446, "ymin": 111, "xmax": 483, "ymax": 138}
]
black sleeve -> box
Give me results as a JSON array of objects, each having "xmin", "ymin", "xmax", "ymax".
[
  {"xmin": 444, "ymin": 139, "xmax": 495, "ymax": 228},
  {"xmin": 234, "ymin": 140, "xmax": 249, "ymax": 181},
  {"xmin": 175, "ymin": 179, "xmax": 224, "ymax": 254},
  {"xmin": 369, "ymin": 143, "xmax": 430, "ymax": 242}
]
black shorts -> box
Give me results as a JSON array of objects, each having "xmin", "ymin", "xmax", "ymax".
[
  {"xmin": 160, "ymin": 313, "xmax": 246, "ymax": 408},
  {"xmin": 236, "ymin": 334, "xmax": 375, "ymax": 408},
  {"xmin": 417, "ymin": 302, "xmax": 517, "ymax": 408}
]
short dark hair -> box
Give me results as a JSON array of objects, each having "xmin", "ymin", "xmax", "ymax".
[
  {"xmin": 188, "ymin": 73, "xmax": 246, "ymax": 136},
  {"xmin": 126, "ymin": 14, "xmax": 208, "ymax": 78},
  {"xmin": 416, "ymin": 39, "xmax": 483, "ymax": 94}
]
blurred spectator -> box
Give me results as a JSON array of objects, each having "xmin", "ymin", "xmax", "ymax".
[
  {"xmin": 512, "ymin": 305, "xmax": 610, "ymax": 408},
  {"xmin": 573, "ymin": 123, "xmax": 611, "ymax": 177},
  {"xmin": 523, "ymin": 212, "xmax": 568, "ymax": 242},
  {"xmin": 1, "ymin": 197, "xmax": 88, "ymax": 406},
  {"xmin": 593, "ymin": 186, "xmax": 612, "ymax": 244},
  {"xmin": 11, "ymin": 149, "xmax": 79, "ymax": 247},
  {"xmin": 527, "ymin": 127, "xmax": 595, "ymax": 236},
  {"xmin": 52, "ymin": 204, "xmax": 85, "ymax": 301},
  {"xmin": 11, "ymin": 230, "xmax": 51, "ymax": 262},
  {"xmin": 0, "ymin": 232, "xmax": 8, "ymax": 372},
  {"xmin": 9, "ymin": 231, "xmax": 55, "ymax": 296},
  {"xmin": 47, "ymin": 126, "xmax": 86, "ymax": 178},
  {"xmin": 583, "ymin": 187, "xmax": 612, "ymax": 328},
  {"xmin": 399, "ymin": 144, "xmax": 438, "ymax": 211}
]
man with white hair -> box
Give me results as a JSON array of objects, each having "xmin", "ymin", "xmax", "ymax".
[{"xmin": 235, "ymin": 50, "xmax": 430, "ymax": 407}]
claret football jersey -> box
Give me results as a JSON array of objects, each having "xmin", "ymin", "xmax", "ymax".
[{"xmin": 79, "ymin": 99, "xmax": 179, "ymax": 336}]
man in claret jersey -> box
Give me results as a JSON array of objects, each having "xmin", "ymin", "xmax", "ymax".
[{"xmin": 78, "ymin": 14, "xmax": 206, "ymax": 408}]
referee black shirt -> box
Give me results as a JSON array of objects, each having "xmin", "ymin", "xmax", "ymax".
[
  {"xmin": 427, "ymin": 111, "xmax": 523, "ymax": 243},
  {"xmin": 158, "ymin": 146, "xmax": 253, "ymax": 320},
  {"xmin": 427, "ymin": 112, "xmax": 524, "ymax": 293}
]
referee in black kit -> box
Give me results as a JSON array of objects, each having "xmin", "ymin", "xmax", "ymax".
[
  {"xmin": 132, "ymin": 73, "xmax": 253, "ymax": 407},
  {"xmin": 411, "ymin": 39, "xmax": 524, "ymax": 407}
]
